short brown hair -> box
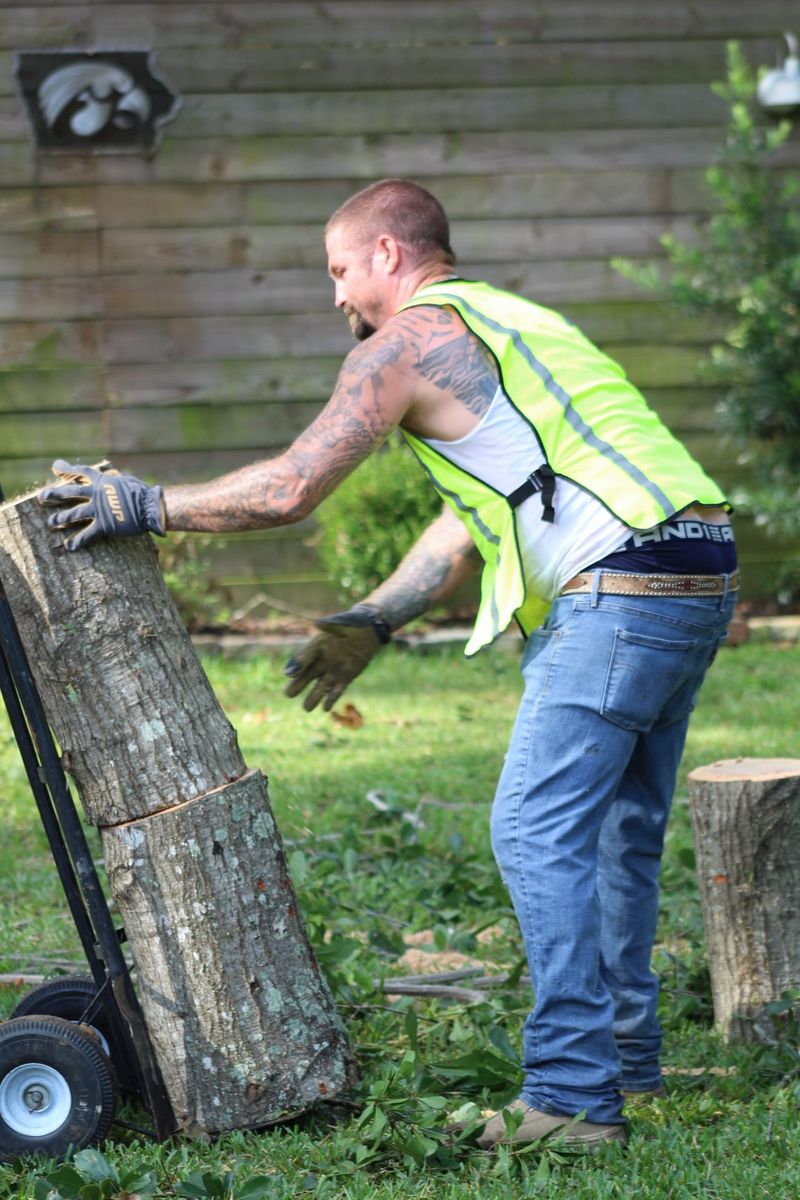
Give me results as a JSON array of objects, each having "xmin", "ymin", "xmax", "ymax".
[{"xmin": 326, "ymin": 178, "xmax": 456, "ymax": 266}]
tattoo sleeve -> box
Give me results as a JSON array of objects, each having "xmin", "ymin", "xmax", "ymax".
[
  {"xmin": 409, "ymin": 307, "xmax": 499, "ymax": 416},
  {"xmin": 164, "ymin": 327, "xmax": 412, "ymax": 532},
  {"xmin": 365, "ymin": 505, "xmax": 482, "ymax": 630}
]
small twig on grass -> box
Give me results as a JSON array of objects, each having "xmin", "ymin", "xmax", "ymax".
[
  {"xmin": 382, "ymin": 981, "xmax": 489, "ymax": 1004},
  {"xmin": 387, "ymin": 967, "xmax": 485, "ymax": 985},
  {"xmin": 766, "ymin": 1064, "xmax": 800, "ymax": 1145},
  {"xmin": 384, "ymin": 967, "xmax": 532, "ymax": 991}
]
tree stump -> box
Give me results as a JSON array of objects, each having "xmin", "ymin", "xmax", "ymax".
[
  {"xmin": 0, "ymin": 493, "xmax": 357, "ymax": 1130},
  {"xmin": 688, "ymin": 758, "xmax": 800, "ymax": 1041}
]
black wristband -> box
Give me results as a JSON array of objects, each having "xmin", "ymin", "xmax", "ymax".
[
  {"xmin": 356, "ymin": 605, "xmax": 392, "ymax": 645},
  {"xmin": 369, "ymin": 613, "xmax": 392, "ymax": 645}
]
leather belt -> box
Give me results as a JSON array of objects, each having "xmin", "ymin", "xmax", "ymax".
[{"xmin": 560, "ymin": 569, "xmax": 740, "ymax": 597}]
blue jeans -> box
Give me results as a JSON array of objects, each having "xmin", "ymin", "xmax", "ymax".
[{"xmin": 490, "ymin": 584, "xmax": 736, "ymax": 1124}]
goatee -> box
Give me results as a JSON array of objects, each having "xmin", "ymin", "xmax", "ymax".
[{"xmin": 346, "ymin": 308, "xmax": 377, "ymax": 341}]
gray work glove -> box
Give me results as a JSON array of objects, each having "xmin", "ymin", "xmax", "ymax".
[
  {"xmin": 38, "ymin": 459, "xmax": 166, "ymax": 552},
  {"xmin": 283, "ymin": 604, "xmax": 392, "ymax": 712}
]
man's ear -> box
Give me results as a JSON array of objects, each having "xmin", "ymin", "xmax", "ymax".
[{"xmin": 375, "ymin": 234, "xmax": 401, "ymax": 274}]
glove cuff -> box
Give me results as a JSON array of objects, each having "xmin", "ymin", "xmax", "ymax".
[
  {"xmin": 352, "ymin": 604, "xmax": 392, "ymax": 645},
  {"xmin": 143, "ymin": 485, "xmax": 167, "ymax": 537}
]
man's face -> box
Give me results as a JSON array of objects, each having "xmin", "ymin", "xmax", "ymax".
[{"xmin": 325, "ymin": 223, "xmax": 383, "ymax": 341}]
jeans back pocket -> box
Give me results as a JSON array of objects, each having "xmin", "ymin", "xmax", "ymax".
[{"xmin": 601, "ymin": 628, "xmax": 700, "ymax": 732}]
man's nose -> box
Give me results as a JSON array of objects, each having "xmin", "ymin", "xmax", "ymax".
[{"xmin": 334, "ymin": 281, "xmax": 347, "ymax": 308}]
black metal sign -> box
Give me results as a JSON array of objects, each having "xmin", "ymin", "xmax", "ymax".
[{"xmin": 14, "ymin": 50, "xmax": 181, "ymax": 153}]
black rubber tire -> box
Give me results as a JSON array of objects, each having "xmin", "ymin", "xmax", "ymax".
[
  {"xmin": 0, "ymin": 1015, "xmax": 116, "ymax": 1161},
  {"xmin": 10, "ymin": 976, "xmax": 140, "ymax": 1096}
]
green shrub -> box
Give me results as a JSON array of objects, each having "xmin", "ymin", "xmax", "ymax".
[
  {"xmin": 158, "ymin": 532, "xmax": 232, "ymax": 630},
  {"xmin": 615, "ymin": 42, "xmax": 800, "ymax": 538},
  {"xmin": 315, "ymin": 437, "xmax": 442, "ymax": 599}
]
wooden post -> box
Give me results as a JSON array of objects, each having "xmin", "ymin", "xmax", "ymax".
[
  {"xmin": 0, "ymin": 494, "xmax": 357, "ymax": 1131},
  {"xmin": 688, "ymin": 758, "xmax": 800, "ymax": 1042}
]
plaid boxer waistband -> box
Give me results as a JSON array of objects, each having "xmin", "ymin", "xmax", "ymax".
[{"xmin": 560, "ymin": 569, "xmax": 740, "ymax": 598}]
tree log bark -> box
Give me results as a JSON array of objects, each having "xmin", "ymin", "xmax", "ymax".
[
  {"xmin": 0, "ymin": 493, "xmax": 356, "ymax": 1129},
  {"xmin": 0, "ymin": 495, "xmax": 243, "ymax": 826},
  {"xmin": 102, "ymin": 769, "xmax": 353, "ymax": 1132},
  {"xmin": 688, "ymin": 758, "xmax": 800, "ymax": 1042}
]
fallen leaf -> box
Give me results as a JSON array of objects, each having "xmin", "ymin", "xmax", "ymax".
[{"xmin": 331, "ymin": 703, "xmax": 364, "ymax": 729}]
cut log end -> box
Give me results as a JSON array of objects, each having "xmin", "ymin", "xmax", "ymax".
[{"xmin": 688, "ymin": 757, "xmax": 800, "ymax": 784}]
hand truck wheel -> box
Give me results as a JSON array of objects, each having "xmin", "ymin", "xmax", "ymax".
[
  {"xmin": 0, "ymin": 1015, "xmax": 116, "ymax": 1161},
  {"xmin": 9, "ymin": 975, "xmax": 140, "ymax": 1096}
]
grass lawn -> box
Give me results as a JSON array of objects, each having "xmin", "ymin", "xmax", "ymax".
[{"xmin": 0, "ymin": 638, "xmax": 798, "ymax": 1198}]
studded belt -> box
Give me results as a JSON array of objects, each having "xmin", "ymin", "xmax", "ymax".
[{"xmin": 560, "ymin": 570, "xmax": 740, "ymax": 597}]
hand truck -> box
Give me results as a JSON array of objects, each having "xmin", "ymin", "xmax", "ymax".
[{"xmin": 0, "ymin": 498, "xmax": 176, "ymax": 1160}]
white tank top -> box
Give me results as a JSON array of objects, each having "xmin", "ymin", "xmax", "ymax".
[{"xmin": 420, "ymin": 386, "xmax": 632, "ymax": 601}]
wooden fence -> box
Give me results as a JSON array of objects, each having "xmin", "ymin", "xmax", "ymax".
[{"xmin": 1, "ymin": 2, "xmax": 799, "ymax": 613}]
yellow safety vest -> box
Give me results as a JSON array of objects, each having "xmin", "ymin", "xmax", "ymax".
[{"xmin": 399, "ymin": 279, "xmax": 728, "ymax": 655}]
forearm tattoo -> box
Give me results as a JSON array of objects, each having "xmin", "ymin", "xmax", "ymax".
[
  {"xmin": 164, "ymin": 328, "xmax": 408, "ymax": 532},
  {"xmin": 164, "ymin": 306, "xmax": 498, "ymax": 533},
  {"xmin": 366, "ymin": 509, "xmax": 482, "ymax": 630}
]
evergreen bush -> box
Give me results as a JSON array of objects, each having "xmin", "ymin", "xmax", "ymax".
[
  {"xmin": 616, "ymin": 42, "xmax": 800, "ymax": 539},
  {"xmin": 315, "ymin": 436, "xmax": 441, "ymax": 600}
]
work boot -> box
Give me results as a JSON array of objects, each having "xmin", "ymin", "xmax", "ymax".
[{"xmin": 476, "ymin": 1099, "xmax": 627, "ymax": 1150}]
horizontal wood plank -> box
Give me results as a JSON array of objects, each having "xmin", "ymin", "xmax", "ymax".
[
  {"xmin": 0, "ymin": 186, "xmax": 97, "ymax": 232},
  {"xmin": 0, "ymin": 278, "xmax": 103, "ymax": 321},
  {"xmin": 107, "ymin": 400, "xmax": 324, "ymax": 453},
  {"xmin": 0, "ymin": 214, "xmax": 712, "ymax": 283},
  {"xmin": 0, "ymin": 320, "xmax": 103, "ymax": 364},
  {"xmin": 0, "ymin": 361, "xmax": 719, "ymax": 418},
  {"xmin": 0, "ymin": 359, "xmax": 343, "ymax": 412},
  {"xmin": 1, "ymin": 4, "xmax": 797, "ymax": 50},
  {"xmin": 94, "ymin": 215, "xmax": 701, "ymax": 274},
  {"xmin": 9, "ymin": 162, "xmax": 800, "ymax": 235},
  {"xmin": 0, "ymin": 81, "xmax": 736, "ymax": 142},
  {"xmin": 0, "ymin": 410, "xmax": 104, "ymax": 459},
  {"xmin": 6, "ymin": 129, "xmax": 800, "ymax": 188},
  {"xmin": 0, "ymin": 261, "xmax": 724, "ymax": 327},
  {"xmin": 2, "ymin": 81, "xmax": 739, "ymax": 141},
  {"xmin": 104, "ymin": 358, "xmax": 343, "ymax": 407},
  {"xmin": 91, "ymin": 260, "xmax": 660, "ymax": 321},
  {"xmin": 0, "ymin": 303, "xmax": 720, "ymax": 368},
  {"xmin": 0, "ymin": 232, "xmax": 98, "ymax": 280},
  {"xmin": 0, "ymin": 170, "xmax": 725, "ymax": 240},
  {"xmin": 38, "ymin": 38, "xmax": 775, "ymax": 94},
  {"xmin": 97, "ymin": 304, "xmax": 721, "ymax": 366},
  {"xmin": 102, "ymin": 168, "xmax": 722, "ymax": 225},
  {"xmin": 0, "ymin": 365, "xmax": 105, "ymax": 411},
  {"xmin": 133, "ymin": 84, "xmax": 732, "ymax": 139}
]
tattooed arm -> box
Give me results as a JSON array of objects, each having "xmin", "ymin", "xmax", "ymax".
[
  {"xmin": 283, "ymin": 504, "xmax": 481, "ymax": 711},
  {"xmin": 164, "ymin": 324, "xmax": 413, "ymax": 532},
  {"xmin": 165, "ymin": 305, "xmax": 500, "ymax": 532},
  {"xmin": 366, "ymin": 504, "xmax": 482, "ymax": 630}
]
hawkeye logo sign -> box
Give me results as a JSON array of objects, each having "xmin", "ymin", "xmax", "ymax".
[
  {"xmin": 103, "ymin": 483, "xmax": 126, "ymax": 524},
  {"xmin": 14, "ymin": 50, "xmax": 181, "ymax": 153}
]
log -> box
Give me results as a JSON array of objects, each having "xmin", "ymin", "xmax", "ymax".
[
  {"xmin": 0, "ymin": 493, "xmax": 356, "ymax": 1129},
  {"xmin": 102, "ymin": 770, "xmax": 353, "ymax": 1132},
  {"xmin": 0, "ymin": 494, "xmax": 244, "ymax": 826},
  {"xmin": 688, "ymin": 758, "xmax": 800, "ymax": 1041}
]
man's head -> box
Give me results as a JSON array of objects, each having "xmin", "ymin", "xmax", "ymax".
[{"xmin": 324, "ymin": 178, "xmax": 456, "ymax": 340}]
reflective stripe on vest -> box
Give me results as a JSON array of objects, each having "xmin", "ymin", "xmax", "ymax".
[
  {"xmin": 429, "ymin": 291, "xmax": 676, "ymax": 517},
  {"xmin": 399, "ymin": 279, "xmax": 728, "ymax": 655}
]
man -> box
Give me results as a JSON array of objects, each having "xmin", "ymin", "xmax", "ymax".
[{"xmin": 40, "ymin": 178, "xmax": 737, "ymax": 1150}]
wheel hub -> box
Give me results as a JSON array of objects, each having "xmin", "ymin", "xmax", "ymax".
[{"xmin": 0, "ymin": 1063, "xmax": 71, "ymax": 1135}]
